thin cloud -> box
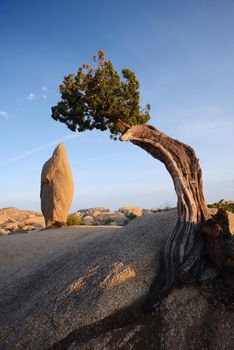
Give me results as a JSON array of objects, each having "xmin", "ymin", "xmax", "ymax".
[
  {"xmin": 0, "ymin": 111, "xmax": 8, "ymax": 118},
  {"xmin": 42, "ymin": 94, "xmax": 47, "ymax": 99},
  {"xmin": 42, "ymin": 86, "xmax": 48, "ymax": 91},
  {"xmin": 27, "ymin": 93, "xmax": 35, "ymax": 100},
  {"xmin": 0, "ymin": 134, "xmax": 77, "ymax": 166}
]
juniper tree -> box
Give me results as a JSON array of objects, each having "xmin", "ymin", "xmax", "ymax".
[{"xmin": 52, "ymin": 51, "xmax": 234, "ymax": 305}]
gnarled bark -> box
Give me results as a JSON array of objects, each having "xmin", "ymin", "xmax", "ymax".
[{"xmin": 121, "ymin": 124, "xmax": 216, "ymax": 304}]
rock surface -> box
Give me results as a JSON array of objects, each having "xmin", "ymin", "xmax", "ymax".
[
  {"xmin": 40, "ymin": 143, "xmax": 74, "ymax": 228},
  {"xmin": 64, "ymin": 282, "xmax": 234, "ymax": 350},
  {"xmin": 0, "ymin": 210, "xmax": 176, "ymax": 349},
  {"xmin": 0, "ymin": 209, "xmax": 233, "ymax": 349}
]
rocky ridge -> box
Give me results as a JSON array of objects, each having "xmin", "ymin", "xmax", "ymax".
[{"xmin": 1, "ymin": 204, "xmax": 234, "ymax": 236}]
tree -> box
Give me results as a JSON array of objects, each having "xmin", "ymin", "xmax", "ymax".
[
  {"xmin": 51, "ymin": 50, "xmax": 150, "ymax": 139},
  {"xmin": 52, "ymin": 51, "xmax": 234, "ymax": 305}
]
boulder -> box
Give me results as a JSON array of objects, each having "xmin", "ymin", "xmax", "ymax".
[
  {"xmin": 40, "ymin": 143, "xmax": 74, "ymax": 228},
  {"xmin": 209, "ymin": 208, "xmax": 234, "ymax": 234},
  {"xmin": 95, "ymin": 212, "xmax": 116, "ymax": 224},
  {"xmin": 0, "ymin": 228, "xmax": 9, "ymax": 236},
  {"xmin": 227, "ymin": 211, "xmax": 234, "ymax": 233},
  {"xmin": 0, "ymin": 210, "xmax": 176, "ymax": 349},
  {"xmin": 119, "ymin": 206, "xmax": 143, "ymax": 218},
  {"xmin": 2, "ymin": 222, "xmax": 19, "ymax": 231},
  {"xmin": 24, "ymin": 215, "xmax": 45, "ymax": 228},
  {"xmin": 81, "ymin": 215, "xmax": 95, "ymax": 225},
  {"xmin": 114, "ymin": 212, "xmax": 128, "ymax": 226}
]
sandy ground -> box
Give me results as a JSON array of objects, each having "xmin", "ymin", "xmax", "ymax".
[{"xmin": 0, "ymin": 225, "xmax": 121, "ymax": 278}]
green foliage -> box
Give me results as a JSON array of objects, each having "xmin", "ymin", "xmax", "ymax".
[
  {"xmin": 51, "ymin": 50, "xmax": 150, "ymax": 137},
  {"xmin": 67, "ymin": 214, "xmax": 81, "ymax": 226},
  {"xmin": 208, "ymin": 203, "xmax": 234, "ymax": 213},
  {"xmin": 104, "ymin": 216, "xmax": 115, "ymax": 225}
]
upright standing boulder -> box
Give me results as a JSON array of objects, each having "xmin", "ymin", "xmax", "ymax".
[{"xmin": 40, "ymin": 143, "xmax": 74, "ymax": 228}]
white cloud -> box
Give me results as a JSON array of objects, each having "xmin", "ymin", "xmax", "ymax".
[
  {"xmin": 42, "ymin": 86, "xmax": 48, "ymax": 91},
  {"xmin": 27, "ymin": 93, "xmax": 35, "ymax": 100},
  {"xmin": 0, "ymin": 111, "xmax": 8, "ymax": 118},
  {"xmin": 0, "ymin": 134, "xmax": 77, "ymax": 166},
  {"xmin": 42, "ymin": 94, "xmax": 47, "ymax": 99}
]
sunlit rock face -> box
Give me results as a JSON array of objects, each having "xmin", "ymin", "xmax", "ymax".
[{"xmin": 40, "ymin": 143, "xmax": 74, "ymax": 228}]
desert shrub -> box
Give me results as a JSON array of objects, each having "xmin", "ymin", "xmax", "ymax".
[
  {"xmin": 92, "ymin": 222, "xmax": 98, "ymax": 226},
  {"xmin": 67, "ymin": 214, "xmax": 81, "ymax": 226},
  {"xmin": 208, "ymin": 203, "xmax": 218, "ymax": 209},
  {"xmin": 104, "ymin": 216, "xmax": 115, "ymax": 225},
  {"xmin": 208, "ymin": 203, "xmax": 234, "ymax": 213}
]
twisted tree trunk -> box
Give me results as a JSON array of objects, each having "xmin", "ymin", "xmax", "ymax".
[{"xmin": 121, "ymin": 124, "xmax": 218, "ymax": 304}]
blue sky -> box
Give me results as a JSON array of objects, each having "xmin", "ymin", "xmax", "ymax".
[{"xmin": 0, "ymin": 0, "xmax": 234, "ymax": 211}]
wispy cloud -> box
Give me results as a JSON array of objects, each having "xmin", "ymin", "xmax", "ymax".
[
  {"xmin": 42, "ymin": 86, "xmax": 48, "ymax": 91},
  {"xmin": 0, "ymin": 111, "xmax": 8, "ymax": 118},
  {"xmin": 27, "ymin": 93, "xmax": 35, "ymax": 100},
  {"xmin": 0, "ymin": 134, "xmax": 77, "ymax": 166},
  {"xmin": 42, "ymin": 94, "xmax": 47, "ymax": 99}
]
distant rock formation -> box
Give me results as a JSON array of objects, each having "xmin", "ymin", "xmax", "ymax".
[
  {"xmin": 0, "ymin": 207, "xmax": 40, "ymax": 225},
  {"xmin": 0, "ymin": 208, "xmax": 45, "ymax": 235},
  {"xmin": 119, "ymin": 206, "xmax": 143, "ymax": 218},
  {"xmin": 40, "ymin": 143, "xmax": 74, "ymax": 228}
]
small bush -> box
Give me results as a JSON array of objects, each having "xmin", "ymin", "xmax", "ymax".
[
  {"xmin": 67, "ymin": 214, "xmax": 81, "ymax": 226},
  {"xmin": 104, "ymin": 216, "xmax": 115, "ymax": 225},
  {"xmin": 208, "ymin": 203, "xmax": 234, "ymax": 213}
]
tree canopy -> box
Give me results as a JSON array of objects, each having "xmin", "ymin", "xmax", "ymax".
[{"xmin": 51, "ymin": 50, "xmax": 151, "ymax": 138}]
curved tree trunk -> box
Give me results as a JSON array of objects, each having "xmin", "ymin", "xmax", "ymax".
[{"xmin": 121, "ymin": 124, "xmax": 217, "ymax": 304}]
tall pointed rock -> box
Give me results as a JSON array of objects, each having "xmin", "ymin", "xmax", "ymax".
[{"xmin": 40, "ymin": 143, "xmax": 74, "ymax": 228}]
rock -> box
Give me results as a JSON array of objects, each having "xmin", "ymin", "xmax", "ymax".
[
  {"xmin": 0, "ymin": 228, "xmax": 9, "ymax": 236},
  {"xmin": 114, "ymin": 212, "xmax": 128, "ymax": 226},
  {"xmin": 227, "ymin": 211, "xmax": 234, "ymax": 233},
  {"xmin": 78, "ymin": 207, "xmax": 109, "ymax": 216},
  {"xmin": 11, "ymin": 228, "xmax": 27, "ymax": 234},
  {"xmin": 119, "ymin": 206, "xmax": 143, "ymax": 218},
  {"xmin": 40, "ymin": 144, "xmax": 74, "ymax": 228},
  {"xmin": 21, "ymin": 225, "xmax": 36, "ymax": 232},
  {"xmin": 81, "ymin": 215, "xmax": 95, "ymax": 225},
  {"xmin": 209, "ymin": 208, "xmax": 234, "ymax": 234},
  {"xmin": 2, "ymin": 222, "xmax": 19, "ymax": 231},
  {"xmin": 159, "ymin": 285, "xmax": 234, "ymax": 350},
  {"xmin": 4, "ymin": 218, "xmax": 17, "ymax": 224},
  {"xmin": 0, "ymin": 210, "xmax": 176, "ymax": 349},
  {"xmin": 93, "ymin": 210, "xmax": 103, "ymax": 217},
  {"xmin": 94, "ymin": 212, "xmax": 116, "ymax": 224},
  {"xmin": 66, "ymin": 283, "xmax": 234, "ymax": 350},
  {"xmin": 24, "ymin": 216, "xmax": 45, "ymax": 228},
  {"xmin": 0, "ymin": 207, "xmax": 40, "ymax": 225}
]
